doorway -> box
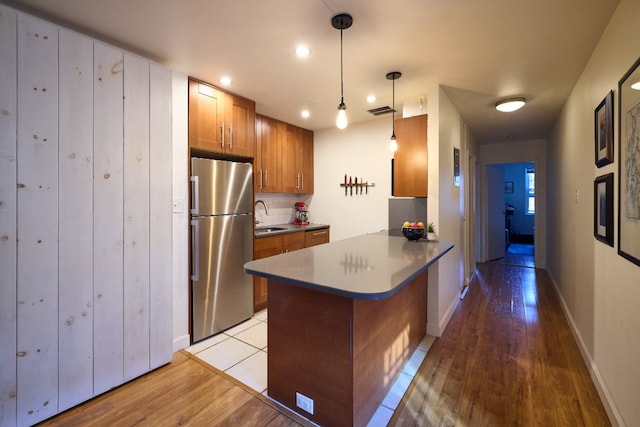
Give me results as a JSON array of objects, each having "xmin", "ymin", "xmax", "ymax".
[{"xmin": 487, "ymin": 162, "xmax": 535, "ymax": 268}]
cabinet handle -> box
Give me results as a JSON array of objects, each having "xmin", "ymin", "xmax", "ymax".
[
  {"xmin": 229, "ymin": 124, "xmax": 233, "ymax": 149},
  {"xmin": 264, "ymin": 170, "xmax": 268, "ymax": 188},
  {"xmin": 296, "ymin": 173, "xmax": 300, "ymax": 190},
  {"xmin": 220, "ymin": 121, "xmax": 225, "ymax": 148},
  {"xmin": 300, "ymin": 173, "xmax": 304, "ymax": 191},
  {"xmin": 259, "ymin": 169, "xmax": 263, "ymax": 189},
  {"xmin": 311, "ymin": 231, "xmax": 327, "ymax": 237}
]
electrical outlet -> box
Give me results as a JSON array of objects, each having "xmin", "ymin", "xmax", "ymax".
[{"xmin": 296, "ymin": 392, "xmax": 314, "ymax": 415}]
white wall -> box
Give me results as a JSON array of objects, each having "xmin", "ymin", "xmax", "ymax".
[
  {"xmin": 478, "ymin": 139, "xmax": 548, "ymax": 268},
  {"xmin": 171, "ymin": 72, "xmax": 190, "ymax": 351},
  {"xmin": 547, "ymin": 0, "xmax": 640, "ymax": 424},
  {"xmin": 313, "ymin": 117, "xmax": 394, "ymax": 241}
]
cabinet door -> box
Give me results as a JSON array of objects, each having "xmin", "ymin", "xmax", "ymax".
[
  {"xmin": 297, "ymin": 128, "xmax": 314, "ymax": 193},
  {"xmin": 256, "ymin": 115, "xmax": 282, "ymax": 193},
  {"xmin": 225, "ymin": 94, "xmax": 255, "ymax": 158},
  {"xmin": 393, "ymin": 114, "xmax": 428, "ymax": 197},
  {"xmin": 305, "ymin": 228, "xmax": 329, "ymax": 247},
  {"xmin": 253, "ymin": 234, "xmax": 282, "ymax": 312},
  {"xmin": 188, "ymin": 79, "xmax": 224, "ymax": 152},
  {"xmin": 280, "ymin": 124, "xmax": 299, "ymax": 193},
  {"xmin": 282, "ymin": 231, "xmax": 305, "ymax": 252}
]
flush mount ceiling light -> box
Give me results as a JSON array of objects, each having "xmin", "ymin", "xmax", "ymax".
[
  {"xmin": 495, "ymin": 97, "xmax": 526, "ymax": 112},
  {"xmin": 219, "ymin": 76, "xmax": 232, "ymax": 86},
  {"xmin": 631, "ymin": 81, "xmax": 640, "ymax": 90},
  {"xmin": 387, "ymin": 71, "xmax": 402, "ymax": 152},
  {"xmin": 332, "ymin": 13, "xmax": 353, "ymax": 130}
]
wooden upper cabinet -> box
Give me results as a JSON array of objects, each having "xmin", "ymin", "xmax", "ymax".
[
  {"xmin": 255, "ymin": 115, "xmax": 314, "ymax": 194},
  {"xmin": 224, "ymin": 93, "xmax": 255, "ymax": 157},
  {"xmin": 255, "ymin": 115, "xmax": 282, "ymax": 193},
  {"xmin": 393, "ymin": 114, "xmax": 428, "ymax": 197},
  {"xmin": 188, "ymin": 79, "xmax": 224, "ymax": 151},
  {"xmin": 281, "ymin": 124, "xmax": 314, "ymax": 194},
  {"xmin": 281, "ymin": 124, "xmax": 299, "ymax": 193},
  {"xmin": 297, "ymin": 128, "xmax": 314, "ymax": 193},
  {"xmin": 188, "ymin": 78, "xmax": 255, "ymax": 158}
]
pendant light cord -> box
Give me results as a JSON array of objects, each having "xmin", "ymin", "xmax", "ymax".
[{"xmin": 340, "ymin": 28, "xmax": 344, "ymax": 104}]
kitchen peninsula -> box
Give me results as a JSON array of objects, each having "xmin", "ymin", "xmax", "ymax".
[{"xmin": 244, "ymin": 230, "xmax": 453, "ymax": 426}]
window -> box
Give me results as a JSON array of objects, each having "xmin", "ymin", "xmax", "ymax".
[{"xmin": 525, "ymin": 168, "xmax": 535, "ymax": 214}]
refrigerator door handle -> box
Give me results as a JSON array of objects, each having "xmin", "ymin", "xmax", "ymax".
[
  {"xmin": 190, "ymin": 175, "xmax": 199, "ymax": 215},
  {"xmin": 190, "ymin": 219, "xmax": 200, "ymax": 281}
]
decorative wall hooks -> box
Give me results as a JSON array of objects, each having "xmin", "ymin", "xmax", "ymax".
[{"xmin": 340, "ymin": 174, "xmax": 375, "ymax": 196}]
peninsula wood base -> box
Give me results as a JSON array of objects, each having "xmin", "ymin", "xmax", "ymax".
[{"xmin": 267, "ymin": 271, "xmax": 427, "ymax": 427}]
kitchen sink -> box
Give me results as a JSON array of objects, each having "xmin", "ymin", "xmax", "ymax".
[{"xmin": 255, "ymin": 226, "xmax": 286, "ymax": 234}]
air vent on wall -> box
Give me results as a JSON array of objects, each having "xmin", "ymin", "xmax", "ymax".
[{"xmin": 367, "ymin": 105, "xmax": 396, "ymax": 116}]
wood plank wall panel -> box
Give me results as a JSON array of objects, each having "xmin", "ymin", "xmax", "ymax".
[
  {"xmin": 123, "ymin": 53, "xmax": 151, "ymax": 381},
  {"xmin": 0, "ymin": 5, "xmax": 18, "ymax": 426},
  {"xmin": 16, "ymin": 14, "xmax": 60, "ymax": 425},
  {"xmin": 93, "ymin": 41, "xmax": 125, "ymax": 395},
  {"xmin": 149, "ymin": 63, "xmax": 173, "ymax": 369},
  {"xmin": 0, "ymin": 7, "xmax": 174, "ymax": 424},
  {"xmin": 58, "ymin": 28, "xmax": 95, "ymax": 411}
]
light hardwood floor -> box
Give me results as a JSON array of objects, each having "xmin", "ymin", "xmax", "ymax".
[{"xmin": 39, "ymin": 262, "xmax": 609, "ymax": 426}]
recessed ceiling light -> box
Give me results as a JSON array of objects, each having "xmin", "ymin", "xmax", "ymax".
[
  {"xmin": 301, "ymin": 110, "xmax": 310, "ymax": 118},
  {"xmin": 631, "ymin": 81, "xmax": 640, "ymax": 90},
  {"xmin": 294, "ymin": 45, "xmax": 311, "ymax": 57},
  {"xmin": 219, "ymin": 76, "xmax": 232, "ymax": 86},
  {"xmin": 495, "ymin": 97, "xmax": 526, "ymax": 112},
  {"xmin": 366, "ymin": 94, "xmax": 376, "ymax": 103}
]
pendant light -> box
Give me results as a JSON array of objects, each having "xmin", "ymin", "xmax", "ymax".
[
  {"xmin": 387, "ymin": 71, "xmax": 402, "ymax": 152},
  {"xmin": 332, "ymin": 13, "xmax": 353, "ymax": 130}
]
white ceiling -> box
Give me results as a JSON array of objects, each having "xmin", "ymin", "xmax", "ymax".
[{"xmin": 4, "ymin": 0, "xmax": 620, "ymax": 144}]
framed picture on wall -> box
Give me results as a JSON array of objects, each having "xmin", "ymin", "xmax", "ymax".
[
  {"xmin": 453, "ymin": 147, "xmax": 461, "ymax": 187},
  {"xmin": 594, "ymin": 173, "xmax": 614, "ymax": 246},
  {"xmin": 595, "ymin": 90, "xmax": 614, "ymax": 167},
  {"xmin": 504, "ymin": 181, "xmax": 513, "ymax": 193},
  {"xmin": 618, "ymin": 57, "xmax": 640, "ymax": 266}
]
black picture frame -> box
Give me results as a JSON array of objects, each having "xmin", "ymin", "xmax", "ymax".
[
  {"xmin": 594, "ymin": 173, "xmax": 614, "ymax": 246},
  {"xmin": 453, "ymin": 147, "xmax": 460, "ymax": 187},
  {"xmin": 618, "ymin": 57, "xmax": 640, "ymax": 266},
  {"xmin": 504, "ymin": 181, "xmax": 513, "ymax": 193},
  {"xmin": 595, "ymin": 90, "xmax": 614, "ymax": 167}
]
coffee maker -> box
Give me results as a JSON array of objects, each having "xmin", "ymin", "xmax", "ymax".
[{"xmin": 293, "ymin": 202, "xmax": 309, "ymax": 225}]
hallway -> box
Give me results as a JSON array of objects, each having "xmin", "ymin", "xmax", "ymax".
[{"xmin": 390, "ymin": 262, "xmax": 609, "ymax": 426}]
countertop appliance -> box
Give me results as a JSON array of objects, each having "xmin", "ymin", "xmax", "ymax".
[
  {"xmin": 293, "ymin": 201, "xmax": 309, "ymax": 225},
  {"xmin": 190, "ymin": 158, "xmax": 253, "ymax": 343}
]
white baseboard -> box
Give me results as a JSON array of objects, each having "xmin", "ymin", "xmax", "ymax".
[
  {"xmin": 173, "ymin": 333, "xmax": 190, "ymax": 353},
  {"xmin": 547, "ymin": 271, "xmax": 623, "ymax": 427}
]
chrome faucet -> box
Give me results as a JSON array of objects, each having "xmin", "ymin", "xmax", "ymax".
[{"xmin": 255, "ymin": 199, "xmax": 268, "ymax": 216}]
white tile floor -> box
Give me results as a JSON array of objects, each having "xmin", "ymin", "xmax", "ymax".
[{"xmin": 186, "ymin": 309, "xmax": 435, "ymax": 427}]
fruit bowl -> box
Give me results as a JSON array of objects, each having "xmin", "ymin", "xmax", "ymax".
[{"xmin": 402, "ymin": 227, "xmax": 424, "ymax": 241}]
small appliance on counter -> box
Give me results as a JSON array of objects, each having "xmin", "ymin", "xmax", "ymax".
[{"xmin": 293, "ymin": 202, "xmax": 309, "ymax": 225}]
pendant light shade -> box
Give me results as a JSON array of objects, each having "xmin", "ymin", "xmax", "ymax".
[
  {"xmin": 332, "ymin": 13, "xmax": 353, "ymax": 130},
  {"xmin": 387, "ymin": 71, "xmax": 402, "ymax": 152}
]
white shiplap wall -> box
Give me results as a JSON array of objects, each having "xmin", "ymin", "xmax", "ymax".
[{"xmin": 0, "ymin": 6, "xmax": 173, "ymax": 426}]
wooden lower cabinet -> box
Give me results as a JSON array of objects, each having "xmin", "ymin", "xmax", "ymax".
[
  {"xmin": 305, "ymin": 228, "xmax": 329, "ymax": 247},
  {"xmin": 253, "ymin": 229, "xmax": 329, "ymax": 312}
]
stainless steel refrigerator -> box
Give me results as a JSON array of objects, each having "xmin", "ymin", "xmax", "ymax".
[{"xmin": 190, "ymin": 158, "xmax": 254, "ymax": 343}]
